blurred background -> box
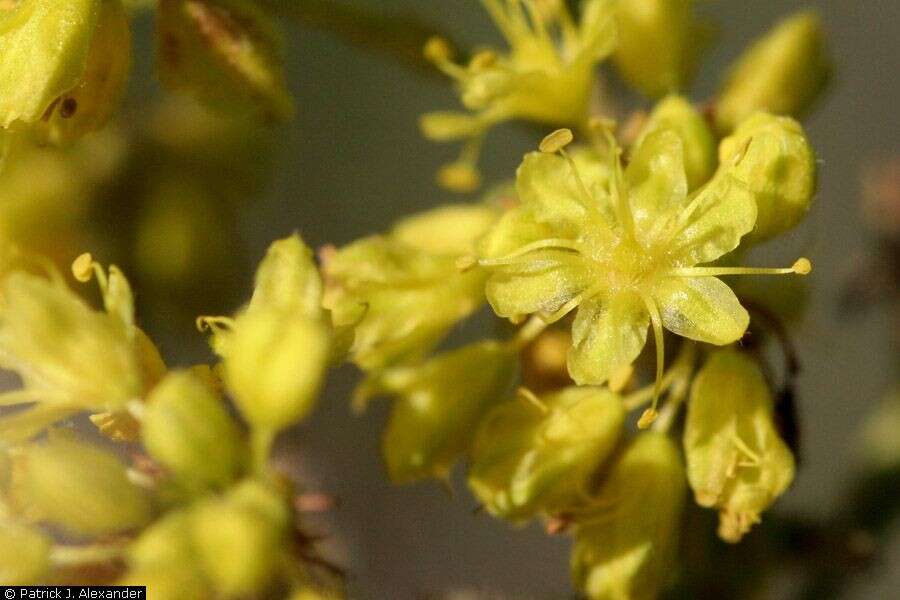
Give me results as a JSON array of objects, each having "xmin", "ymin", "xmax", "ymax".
[{"xmin": 6, "ymin": 1, "xmax": 897, "ymax": 598}]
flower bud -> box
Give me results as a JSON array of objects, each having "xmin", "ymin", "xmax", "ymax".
[
  {"xmin": 224, "ymin": 309, "xmax": 330, "ymax": 432},
  {"xmin": 157, "ymin": 0, "xmax": 294, "ymax": 121},
  {"xmin": 0, "ymin": 0, "xmax": 100, "ymax": 128},
  {"xmin": 0, "ymin": 272, "xmax": 143, "ymax": 412},
  {"xmin": 0, "ymin": 520, "xmax": 51, "ymax": 584},
  {"xmin": 371, "ymin": 341, "xmax": 517, "ymax": 483},
  {"xmin": 613, "ymin": 0, "xmax": 706, "ymax": 98},
  {"xmin": 719, "ymin": 112, "xmax": 816, "ymax": 241},
  {"xmin": 323, "ymin": 228, "xmax": 487, "ymax": 371},
  {"xmin": 391, "ymin": 203, "xmax": 500, "ymax": 257},
  {"xmin": 684, "ymin": 350, "xmax": 795, "ymax": 542},
  {"xmin": 123, "ymin": 510, "xmax": 208, "ymax": 600},
  {"xmin": 571, "ymin": 433, "xmax": 685, "ymax": 600},
  {"xmin": 247, "ymin": 233, "xmax": 323, "ymax": 319},
  {"xmin": 190, "ymin": 490, "xmax": 286, "ymax": 597},
  {"xmin": 143, "ymin": 370, "xmax": 245, "ymax": 489},
  {"xmin": 632, "ymin": 95, "xmax": 716, "ymax": 190},
  {"xmin": 715, "ymin": 11, "xmax": 830, "ymax": 132},
  {"xmin": 35, "ymin": 0, "xmax": 132, "ymax": 145},
  {"xmin": 23, "ymin": 433, "xmax": 151, "ymax": 536},
  {"xmin": 468, "ymin": 387, "xmax": 625, "ymax": 521}
]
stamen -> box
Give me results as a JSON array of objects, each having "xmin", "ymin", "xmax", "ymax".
[
  {"xmin": 195, "ymin": 315, "xmax": 235, "ymax": 332},
  {"xmin": 539, "ymin": 128, "xmax": 573, "ymax": 153},
  {"xmin": 540, "ymin": 281, "xmax": 604, "ymax": 324},
  {"xmin": 638, "ymin": 293, "xmax": 665, "ymax": 429},
  {"xmin": 71, "ymin": 253, "xmax": 94, "ymax": 282},
  {"xmin": 517, "ymin": 386, "xmax": 549, "ymax": 414},
  {"xmin": 455, "ymin": 255, "xmax": 479, "ymax": 271},
  {"xmin": 666, "ymin": 258, "xmax": 813, "ymax": 278},
  {"xmin": 423, "ymin": 37, "xmax": 468, "ymax": 80},
  {"xmin": 477, "ymin": 238, "xmax": 582, "ymax": 266}
]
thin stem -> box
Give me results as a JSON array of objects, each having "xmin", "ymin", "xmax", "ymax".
[
  {"xmin": 251, "ymin": 428, "xmax": 277, "ymax": 475},
  {"xmin": 509, "ymin": 315, "xmax": 549, "ymax": 350}
]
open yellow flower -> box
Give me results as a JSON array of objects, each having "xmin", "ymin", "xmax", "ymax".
[
  {"xmin": 478, "ymin": 127, "xmax": 811, "ymax": 425},
  {"xmin": 421, "ymin": 0, "xmax": 616, "ymax": 191}
]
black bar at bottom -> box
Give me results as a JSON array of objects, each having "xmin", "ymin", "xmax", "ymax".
[{"xmin": 0, "ymin": 588, "xmax": 146, "ymax": 600}]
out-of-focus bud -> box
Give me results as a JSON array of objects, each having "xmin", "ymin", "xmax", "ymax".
[
  {"xmin": 468, "ymin": 387, "xmax": 625, "ymax": 521},
  {"xmin": 224, "ymin": 309, "xmax": 330, "ymax": 432},
  {"xmin": 632, "ymin": 95, "xmax": 716, "ymax": 190},
  {"xmin": 391, "ymin": 204, "xmax": 500, "ymax": 257},
  {"xmin": 22, "ymin": 433, "xmax": 151, "ymax": 536},
  {"xmin": 719, "ymin": 112, "xmax": 816, "ymax": 242},
  {"xmin": 571, "ymin": 433, "xmax": 685, "ymax": 600},
  {"xmin": 143, "ymin": 370, "xmax": 245, "ymax": 489},
  {"xmin": 247, "ymin": 233, "xmax": 323, "ymax": 319},
  {"xmin": 157, "ymin": 0, "xmax": 294, "ymax": 121},
  {"xmin": 613, "ymin": 0, "xmax": 706, "ymax": 98},
  {"xmin": 190, "ymin": 482, "xmax": 287, "ymax": 598},
  {"xmin": 859, "ymin": 389, "xmax": 900, "ymax": 470},
  {"xmin": 0, "ymin": 272, "xmax": 143, "ymax": 412},
  {"xmin": 289, "ymin": 588, "xmax": 343, "ymax": 600},
  {"xmin": 684, "ymin": 350, "xmax": 795, "ymax": 543},
  {"xmin": 367, "ymin": 341, "xmax": 517, "ymax": 483},
  {"xmin": 35, "ymin": 0, "xmax": 132, "ymax": 145},
  {"xmin": 715, "ymin": 11, "xmax": 829, "ymax": 133},
  {"xmin": 122, "ymin": 510, "xmax": 208, "ymax": 600},
  {"xmin": 323, "ymin": 207, "xmax": 493, "ymax": 371},
  {"xmin": 0, "ymin": 520, "xmax": 51, "ymax": 584}
]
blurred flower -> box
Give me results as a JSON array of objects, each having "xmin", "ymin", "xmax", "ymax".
[
  {"xmin": 421, "ymin": 0, "xmax": 616, "ymax": 191},
  {"xmin": 571, "ymin": 432, "xmax": 685, "ymax": 600},
  {"xmin": 363, "ymin": 341, "xmax": 517, "ymax": 484},
  {"xmin": 21, "ymin": 432, "xmax": 152, "ymax": 536},
  {"xmin": 323, "ymin": 203, "xmax": 498, "ymax": 371},
  {"xmin": 715, "ymin": 11, "xmax": 830, "ymax": 133},
  {"xmin": 468, "ymin": 386, "xmax": 624, "ymax": 521},
  {"xmin": 0, "ymin": 519, "xmax": 51, "ymax": 584},
  {"xmin": 684, "ymin": 350, "xmax": 795, "ymax": 542},
  {"xmin": 859, "ymin": 389, "xmax": 900, "ymax": 470},
  {"xmin": 0, "ymin": 0, "xmax": 130, "ymax": 143},
  {"xmin": 157, "ymin": 0, "xmax": 294, "ymax": 121}
]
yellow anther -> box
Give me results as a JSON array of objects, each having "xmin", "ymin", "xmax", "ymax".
[
  {"xmin": 791, "ymin": 257, "xmax": 812, "ymax": 275},
  {"xmin": 424, "ymin": 36, "xmax": 454, "ymax": 64},
  {"xmin": 469, "ymin": 50, "xmax": 498, "ymax": 70},
  {"xmin": 539, "ymin": 128, "xmax": 574, "ymax": 153},
  {"xmin": 637, "ymin": 408, "xmax": 658, "ymax": 430},
  {"xmin": 71, "ymin": 253, "xmax": 94, "ymax": 282},
  {"xmin": 438, "ymin": 162, "xmax": 481, "ymax": 193}
]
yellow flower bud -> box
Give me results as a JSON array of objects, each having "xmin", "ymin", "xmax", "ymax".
[
  {"xmin": 143, "ymin": 370, "xmax": 245, "ymax": 489},
  {"xmin": 391, "ymin": 203, "xmax": 500, "ymax": 257},
  {"xmin": 123, "ymin": 510, "xmax": 209, "ymax": 600},
  {"xmin": 224, "ymin": 309, "xmax": 330, "ymax": 432},
  {"xmin": 23, "ymin": 433, "xmax": 151, "ymax": 536},
  {"xmin": 190, "ymin": 489, "xmax": 286, "ymax": 597},
  {"xmin": 34, "ymin": 0, "xmax": 132, "ymax": 145},
  {"xmin": 632, "ymin": 95, "xmax": 716, "ymax": 189},
  {"xmin": 0, "ymin": 272, "xmax": 143, "ymax": 412},
  {"xmin": 247, "ymin": 233, "xmax": 323, "ymax": 319},
  {"xmin": 469, "ymin": 387, "xmax": 625, "ymax": 521},
  {"xmin": 684, "ymin": 350, "xmax": 795, "ymax": 543},
  {"xmin": 157, "ymin": 0, "xmax": 294, "ymax": 121},
  {"xmin": 716, "ymin": 11, "xmax": 830, "ymax": 132},
  {"xmin": 718, "ymin": 112, "xmax": 816, "ymax": 241},
  {"xmin": 571, "ymin": 433, "xmax": 685, "ymax": 600},
  {"xmin": 372, "ymin": 341, "xmax": 517, "ymax": 483},
  {"xmin": 613, "ymin": 0, "xmax": 706, "ymax": 98},
  {"xmin": 0, "ymin": 520, "xmax": 51, "ymax": 584}
]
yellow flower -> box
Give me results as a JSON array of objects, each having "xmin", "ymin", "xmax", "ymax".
[
  {"xmin": 478, "ymin": 127, "xmax": 810, "ymax": 426},
  {"xmin": 421, "ymin": 0, "xmax": 616, "ymax": 191},
  {"xmin": 683, "ymin": 350, "xmax": 796, "ymax": 542},
  {"xmin": 468, "ymin": 386, "xmax": 624, "ymax": 521}
]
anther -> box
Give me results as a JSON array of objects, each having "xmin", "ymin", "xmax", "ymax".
[
  {"xmin": 72, "ymin": 253, "xmax": 94, "ymax": 282},
  {"xmin": 792, "ymin": 257, "xmax": 812, "ymax": 275},
  {"xmin": 424, "ymin": 37, "xmax": 454, "ymax": 64},
  {"xmin": 469, "ymin": 50, "xmax": 498, "ymax": 70},
  {"xmin": 637, "ymin": 408, "xmax": 658, "ymax": 429},
  {"xmin": 539, "ymin": 128, "xmax": 574, "ymax": 153}
]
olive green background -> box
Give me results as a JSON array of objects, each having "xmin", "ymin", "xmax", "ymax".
[{"xmin": 128, "ymin": 1, "xmax": 899, "ymax": 598}]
